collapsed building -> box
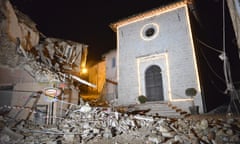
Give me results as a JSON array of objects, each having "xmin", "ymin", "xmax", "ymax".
[
  {"xmin": 0, "ymin": 0, "xmax": 93, "ymax": 124},
  {"xmin": 0, "ymin": 1, "xmax": 240, "ymax": 143}
]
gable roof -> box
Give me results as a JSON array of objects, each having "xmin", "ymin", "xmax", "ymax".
[{"xmin": 110, "ymin": 0, "xmax": 192, "ymax": 32}]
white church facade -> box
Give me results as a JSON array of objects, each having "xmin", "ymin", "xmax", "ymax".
[{"xmin": 110, "ymin": 1, "xmax": 204, "ymax": 113}]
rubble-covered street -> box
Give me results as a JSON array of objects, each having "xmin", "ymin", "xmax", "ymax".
[
  {"xmin": 1, "ymin": 0, "xmax": 240, "ymax": 143},
  {"xmin": 0, "ymin": 103, "xmax": 240, "ymax": 144}
]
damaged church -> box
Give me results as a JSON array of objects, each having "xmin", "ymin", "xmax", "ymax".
[{"xmin": 110, "ymin": 0, "xmax": 204, "ymax": 113}]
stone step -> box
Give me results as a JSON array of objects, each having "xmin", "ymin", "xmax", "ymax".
[
  {"xmin": 135, "ymin": 106, "xmax": 173, "ymax": 111},
  {"xmin": 131, "ymin": 102, "xmax": 183, "ymax": 117}
]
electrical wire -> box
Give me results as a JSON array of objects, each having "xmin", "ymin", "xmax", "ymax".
[
  {"xmin": 198, "ymin": 41, "xmax": 226, "ymax": 83},
  {"xmin": 198, "ymin": 45, "xmax": 228, "ymax": 94},
  {"xmin": 197, "ymin": 39, "xmax": 223, "ymax": 53},
  {"xmin": 197, "ymin": 38, "xmax": 240, "ymax": 85},
  {"xmin": 210, "ymin": 79, "xmax": 226, "ymax": 94},
  {"xmin": 222, "ymin": 0, "xmax": 240, "ymax": 114}
]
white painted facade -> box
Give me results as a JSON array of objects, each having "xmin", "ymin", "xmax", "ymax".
[{"xmin": 111, "ymin": 2, "xmax": 204, "ymax": 112}]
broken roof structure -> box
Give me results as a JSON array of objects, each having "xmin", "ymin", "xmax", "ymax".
[
  {"xmin": 0, "ymin": 0, "xmax": 90, "ymax": 85},
  {"xmin": 0, "ymin": 0, "xmax": 95, "ymax": 124}
]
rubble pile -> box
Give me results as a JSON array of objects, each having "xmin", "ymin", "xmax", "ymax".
[
  {"xmin": 0, "ymin": 103, "xmax": 240, "ymax": 144},
  {"xmin": 18, "ymin": 37, "xmax": 89, "ymax": 83},
  {"xmin": 1, "ymin": 0, "xmax": 89, "ymax": 83}
]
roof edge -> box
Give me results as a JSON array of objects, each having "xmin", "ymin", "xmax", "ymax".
[{"xmin": 109, "ymin": 0, "xmax": 191, "ymax": 32}]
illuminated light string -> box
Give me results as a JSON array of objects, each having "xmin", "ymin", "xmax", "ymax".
[
  {"xmin": 137, "ymin": 53, "xmax": 199, "ymax": 102},
  {"xmin": 116, "ymin": 3, "xmax": 201, "ymax": 102},
  {"xmin": 185, "ymin": 6, "xmax": 201, "ymax": 94},
  {"xmin": 165, "ymin": 53, "xmax": 173, "ymax": 101},
  {"xmin": 137, "ymin": 53, "xmax": 172, "ymax": 101},
  {"xmin": 136, "ymin": 6, "xmax": 201, "ymax": 102},
  {"xmin": 114, "ymin": 2, "xmax": 187, "ymax": 30},
  {"xmin": 168, "ymin": 89, "xmax": 198, "ymax": 102}
]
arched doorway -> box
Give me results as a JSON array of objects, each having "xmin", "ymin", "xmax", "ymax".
[{"xmin": 145, "ymin": 65, "xmax": 164, "ymax": 101}]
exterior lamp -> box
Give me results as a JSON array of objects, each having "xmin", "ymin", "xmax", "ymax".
[{"xmin": 81, "ymin": 67, "xmax": 88, "ymax": 74}]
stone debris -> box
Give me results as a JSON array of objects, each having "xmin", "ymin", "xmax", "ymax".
[
  {"xmin": 1, "ymin": 0, "xmax": 90, "ymax": 86},
  {"xmin": 0, "ymin": 103, "xmax": 240, "ymax": 144},
  {"xmin": 18, "ymin": 37, "xmax": 89, "ymax": 83}
]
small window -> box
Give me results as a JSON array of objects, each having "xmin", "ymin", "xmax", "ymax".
[
  {"xmin": 140, "ymin": 23, "xmax": 159, "ymax": 41},
  {"xmin": 112, "ymin": 57, "xmax": 116, "ymax": 68},
  {"xmin": 145, "ymin": 28, "xmax": 155, "ymax": 37}
]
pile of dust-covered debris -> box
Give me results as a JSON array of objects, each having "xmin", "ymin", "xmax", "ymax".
[{"xmin": 0, "ymin": 103, "xmax": 240, "ymax": 144}]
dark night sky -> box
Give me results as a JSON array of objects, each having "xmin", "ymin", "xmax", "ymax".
[
  {"xmin": 10, "ymin": 0, "xmax": 181, "ymax": 65},
  {"xmin": 9, "ymin": 0, "xmax": 240, "ymax": 110},
  {"xmin": 9, "ymin": 0, "xmax": 236, "ymax": 63}
]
